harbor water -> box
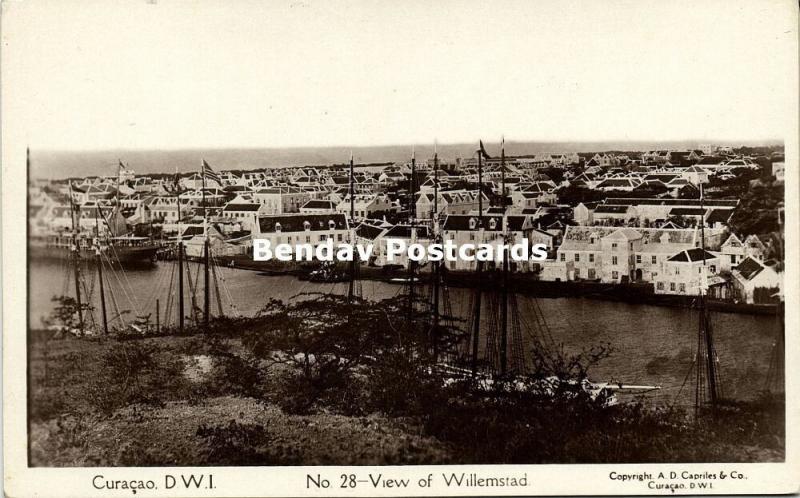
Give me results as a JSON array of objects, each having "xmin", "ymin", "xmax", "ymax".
[{"xmin": 29, "ymin": 259, "xmax": 783, "ymax": 408}]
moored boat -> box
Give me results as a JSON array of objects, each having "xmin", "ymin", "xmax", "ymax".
[{"xmin": 29, "ymin": 233, "xmax": 159, "ymax": 264}]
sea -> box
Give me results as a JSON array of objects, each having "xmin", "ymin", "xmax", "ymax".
[{"xmin": 27, "ymin": 140, "xmax": 782, "ymax": 179}]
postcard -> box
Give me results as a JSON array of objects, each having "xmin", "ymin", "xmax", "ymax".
[{"xmin": 2, "ymin": 0, "xmax": 798, "ymax": 496}]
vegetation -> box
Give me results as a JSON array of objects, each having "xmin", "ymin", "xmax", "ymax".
[
  {"xmin": 727, "ymin": 181, "xmax": 784, "ymax": 237},
  {"xmin": 29, "ymin": 295, "xmax": 785, "ymax": 466}
]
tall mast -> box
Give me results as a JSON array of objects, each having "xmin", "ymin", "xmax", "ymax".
[
  {"xmin": 500, "ymin": 139, "xmax": 508, "ymax": 375},
  {"xmin": 431, "ymin": 145, "xmax": 440, "ymax": 362},
  {"xmin": 202, "ymin": 161, "xmax": 210, "ymax": 327},
  {"xmin": 500, "ymin": 136, "xmax": 506, "ymax": 210},
  {"xmin": 178, "ymin": 233, "xmax": 185, "ymax": 333},
  {"xmin": 410, "ymin": 147, "xmax": 416, "ymax": 222},
  {"xmin": 471, "ymin": 144, "xmax": 484, "ymax": 375},
  {"xmin": 477, "ymin": 146, "xmax": 483, "ymax": 217},
  {"xmin": 695, "ymin": 182, "xmax": 718, "ymax": 414},
  {"xmin": 433, "ymin": 142, "xmax": 439, "ymax": 220},
  {"xmin": 176, "ymin": 169, "xmax": 185, "ymax": 333},
  {"xmin": 348, "ymin": 151, "xmax": 356, "ymax": 302},
  {"xmin": 68, "ymin": 181, "xmax": 84, "ymax": 332},
  {"xmin": 408, "ymin": 148, "xmax": 416, "ymax": 323},
  {"xmin": 94, "ymin": 209, "xmax": 109, "ymax": 335}
]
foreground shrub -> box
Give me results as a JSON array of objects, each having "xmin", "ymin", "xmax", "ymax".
[
  {"xmin": 84, "ymin": 340, "xmax": 183, "ymax": 414},
  {"xmin": 195, "ymin": 420, "xmax": 301, "ymax": 465}
]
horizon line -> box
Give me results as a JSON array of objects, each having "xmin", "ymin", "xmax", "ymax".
[{"xmin": 28, "ymin": 137, "xmax": 785, "ymax": 154}]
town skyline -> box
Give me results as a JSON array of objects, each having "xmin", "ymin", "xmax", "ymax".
[{"xmin": 29, "ymin": 139, "xmax": 784, "ymax": 179}]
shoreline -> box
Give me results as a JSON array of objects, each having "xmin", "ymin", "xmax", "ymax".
[{"xmin": 184, "ymin": 254, "xmax": 780, "ymax": 316}]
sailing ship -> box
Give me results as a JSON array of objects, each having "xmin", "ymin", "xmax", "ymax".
[
  {"xmin": 422, "ymin": 140, "xmax": 660, "ymax": 406},
  {"xmin": 29, "ymin": 152, "xmax": 159, "ymax": 265},
  {"xmin": 692, "ymin": 182, "xmax": 723, "ymax": 415},
  {"xmin": 29, "ymin": 232, "xmax": 159, "ymax": 264}
]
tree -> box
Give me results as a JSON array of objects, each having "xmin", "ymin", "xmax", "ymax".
[
  {"xmin": 556, "ymin": 186, "xmax": 605, "ymax": 207},
  {"xmin": 242, "ymin": 294, "xmax": 464, "ymax": 414},
  {"xmin": 44, "ymin": 295, "xmax": 94, "ymax": 336}
]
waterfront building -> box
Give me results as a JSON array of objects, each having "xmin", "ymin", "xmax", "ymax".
[
  {"xmin": 253, "ymin": 213, "xmax": 350, "ymax": 251},
  {"xmin": 440, "ymin": 214, "xmax": 531, "ymax": 271},
  {"xmin": 373, "ymin": 224, "xmax": 431, "ymax": 267},
  {"xmin": 653, "ymin": 248, "xmax": 720, "ymax": 295},
  {"xmin": 142, "ymin": 195, "xmax": 181, "ymax": 225},
  {"xmin": 554, "ymin": 226, "xmax": 727, "ymax": 284},
  {"xmin": 222, "ymin": 202, "xmax": 269, "ymax": 232},
  {"xmin": 730, "ymin": 257, "xmax": 783, "ymax": 304}
]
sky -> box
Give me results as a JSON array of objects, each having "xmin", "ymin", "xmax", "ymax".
[{"xmin": 2, "ymin": 0, "xmax": 798, "ymax": 151}]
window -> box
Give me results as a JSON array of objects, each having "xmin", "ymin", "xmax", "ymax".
[
  {"xmin": 679, "ymin": 283, "xmax": 686, "ymax": 293},
  {"xmin": 305, "ymin": 236, "xmax": 311, "ymax": 243},
  {"xmin": 657, "ymin": 282, "xmax": 664, "ymax": 290},
  {"xmin": 338, "ymin": 234, "xmax": 343, "ymax": 242},
  {"xmin": 652, "ymin": 255, "xmax": 657, "ymax": 264},
  {"xmin": 730, "ymin": 255, "xmax": 736, "ymax": 263},
  {"xmin": 589, "ymin": 253, "xmax": 595, "ymax": 262},
  {"xmin": 636, "ymin": 255, "xmax": 642, "ymax": 264},
  {"xmin": 612, "ymin": 271, "xmax": 619, "ymax": 280},
  {"xmin": 612, "ymin": 256, "xmax": 618, "ymax": 265},
  {"xmin": 575, "ymin": 253, "xmax": 580, "ymax": 262},
  {"xmin": 612, "ymin": 242, "xmax": 618, "ymax": 249},
  {"xmin": 560, "ymin": 253, "xmax": 565, "ymax": 262},
  {"xmin": 575, "ymin": 268, "xmax": 580, "ymax": 278},
  {"xmin": 710, "ymin": 265, "xmax": 716, "ymax": 273},
  {"xmin": 670, "ymin": 282, "xmax": 676, "ymax": 291}
]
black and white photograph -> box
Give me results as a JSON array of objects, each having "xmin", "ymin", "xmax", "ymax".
[{"xmin": 3, "ymin": 0, "xmax": 798, "ymax": 495}]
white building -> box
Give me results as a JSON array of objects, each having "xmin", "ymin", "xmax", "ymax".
[{"xmin": 730, "ymin": 257, "xmax": 782, "ymax": 304}]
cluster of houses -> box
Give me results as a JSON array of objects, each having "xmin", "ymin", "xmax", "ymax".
[{"xmin": 29, "ymin": 144, "xmax": 784, "ymax": 304}]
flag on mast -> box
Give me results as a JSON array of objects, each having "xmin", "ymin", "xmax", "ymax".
[
  {"xmin": 478, "ymin": 140, "xmax": 492, "ymax": 160},
  {"xmin": 201, "ymin": 159, "xmax": 221, "ymax": 185}
]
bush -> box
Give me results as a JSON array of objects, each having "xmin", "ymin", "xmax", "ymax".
[
  {"xmin": 84, "ymin": 340, "xmax": 183, "ymax": 414},
  {"xmin": 363, "ymin": 350, "xmax": 443, "ymax": 417},
  {"xmin": 195, "ymin": 420, "xmax": 301, "ymax": 465},
  {"xmin": 204, "ymin": 337, "xmax": 265, "ymax": 399}
]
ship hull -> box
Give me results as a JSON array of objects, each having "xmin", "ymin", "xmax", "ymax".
[{"xmin": 29, "ymin": 244, "xmax": 158, "ymax": 265}]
